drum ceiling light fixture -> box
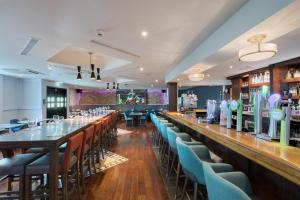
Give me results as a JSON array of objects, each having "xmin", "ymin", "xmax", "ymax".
[
  {"xmin": 188, "ymin": 73, "xmax": 205, "ymax": 81},
  {"xmin": 239, "ymin": 34, "xmax": 277, "ymax": 62}
]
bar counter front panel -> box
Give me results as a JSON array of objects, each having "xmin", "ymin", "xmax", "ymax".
[{"xmin": 164, "ymin": 112, "xmax": 300, "ymax": 200}]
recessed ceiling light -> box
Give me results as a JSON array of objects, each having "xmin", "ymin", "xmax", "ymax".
[
  {"xmin": 206, "ymin": 74, "xmax": 210, "ymax": 77},
  {"xmin": 141, "ymin": 31, "xmax": 148, "ymax": 37},
  {"xmin": 229, "ymin": 65, "xmax": 233, "ymax": 69},
  {"xmin": 177, "ymin": 78, "xmax": 180, "ymax": 81},
  {"xmin": 155, "ymin": 79, "xmax": 158, "ymax": 82},
  {"xmin": 140, "ymin": 67, "xmax": 144, "ymax": 71}
]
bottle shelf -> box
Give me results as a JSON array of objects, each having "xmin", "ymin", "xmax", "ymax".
[
  {"xmin": 282, "ymin": 95, "xmax": 300, "ymax": 100},
  {"xmin": 249, "ymin": 82, "xmax": 270, "ymax": 88},
  {"xmin": 282, "ymin": 77, "xmax": 300, "ymax": 83}
]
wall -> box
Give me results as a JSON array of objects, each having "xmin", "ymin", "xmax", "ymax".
[
  {"xmin": 178, "ymin": 86, "xmax": 223, "ymax": 109},
  {"xmin": 0, "ymin": 75, "xmax": 42, "ymax": 123}
]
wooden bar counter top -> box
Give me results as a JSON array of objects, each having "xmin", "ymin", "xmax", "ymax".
[{"xmin": 165, "ymin": 112, "xmax": 300, "ymax": 186}]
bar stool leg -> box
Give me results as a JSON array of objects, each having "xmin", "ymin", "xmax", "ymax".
[
  {"xmin": 193, "ymin": 182, "xmax": 198, "ymax": 200},
  {"xmin": 175, "ymin": 162, "xmax": 181, "ymax": 199},
  {"xmin": 180, "ymin": 177, "xmax": 188, "ymax": 200}
]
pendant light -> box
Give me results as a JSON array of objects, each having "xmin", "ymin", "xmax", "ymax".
[
  {"xmin": 239, "ymin": 34, "xmax": 277, "ymax": 62},
  {"xmin": 76, "ymin": 66, "xmax": 82, "ymax": 80},
  {"xmin": 117, "ymin": 83, "xmax": 119, "ymax": 90},
  {"xmin": 89, "ymin": 52, "xmax": 96, "ymax": 79},
  {"xmin": 96, "ymin": 68, "xmax": 101, "ymax": 82},
  {"xmin": 106, "ymin": 83, "xmax": 109, "ymax": 90},
  {"xmin": 112, "ymin": 82, "xmax": 116, "ymax": 89}
]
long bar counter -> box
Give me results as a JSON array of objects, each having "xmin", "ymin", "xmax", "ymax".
[{"xmin": 164, "ymin": 112, "xmax": 300, "ymax": 199}]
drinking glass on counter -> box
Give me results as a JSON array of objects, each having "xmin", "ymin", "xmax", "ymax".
[{"xmin": 28, "ymin": 119, "xmax": 37, "ymax": 130}]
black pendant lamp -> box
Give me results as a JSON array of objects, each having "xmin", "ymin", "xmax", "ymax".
[
  {"xmin": 89, "ymin": 52, "xmax": 96, "ymax": 79},
  {"xmin": 76, "ymin": 66, "xmax": 82, "ymax": 80},
  {"xmin": 117, "ymin": 83, "xmax": 119, "ymax": 90},
  {"xmin": 112, "ymin": 82, "xmax": 116, "ymax": 89},
  {"xmin": 90, "ymin": 64, "xmax": 96, "ymax": 79},
  {"xmin": 96, "ymin": 68, "xmax": 101, "ymax": 82},
  {"xmin": 106, "ymin": 83, "xmax": 109, "ymax": 90}
]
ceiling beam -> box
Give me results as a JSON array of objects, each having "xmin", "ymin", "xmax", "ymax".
[{"xmin": 165, "ymin": 0, "xmax": 294, "ymax": 83}]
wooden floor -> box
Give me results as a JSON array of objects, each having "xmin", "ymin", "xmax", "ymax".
[{"xmin": 82, "ymin": 123, "xmax": 170, "ymax": 200}]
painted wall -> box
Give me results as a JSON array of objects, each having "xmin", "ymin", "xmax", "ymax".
[
  {"xmin": 178, "ymin": 86, "xmax": 222, "ymax": 109},
  {"xmin": 0, "ymin": 75, "xmax": 42, "ymax": 123}
]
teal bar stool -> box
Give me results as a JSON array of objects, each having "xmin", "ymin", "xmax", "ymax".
[
  {"xmin": 176, "ymin": 137, "xmax": 234, "ymax": 200},
  {"xmin": 203, "ymin": 162, "xmax": 254, "ymax": 200},
  {"xmin": 159, "ymin": 121, "xmax": 179, "ymax": 164},
  {"xmin": 167, "ymin": 128, "xmax": 203, "ymax": 199}
]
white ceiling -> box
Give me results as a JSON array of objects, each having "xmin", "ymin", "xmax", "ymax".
[
  {"xmin": 175, "ymin": 0, "xmax": 300, "ymax": 86},
  {"xmin": 0, "ymin": 0, "xmax": 247, "ymax": 88}
]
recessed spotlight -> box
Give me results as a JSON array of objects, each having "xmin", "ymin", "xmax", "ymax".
[
  {"xmin": 141, "ymin": 31, "xmax": 148, "ymax": 37},
  {"xmin": 177, "ymin": 78, "xmax": 180, "ymax": 81},
  {"xmin": 155, "ymin": 79, "xmax": 158, "ymax": 82},
  {"xmin": 229, "ymin": 65, "xmax": 233, "ymax": 69},
  {"xmin": 140, "ymin": 67, "xmax": 144, "ymax": 71},
  {"xmin": 206, "ymin": 74, "xmax": 210, "ymax": 77}
]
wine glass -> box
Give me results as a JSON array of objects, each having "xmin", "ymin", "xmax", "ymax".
[
  {"xmin": 53, "ymin": 115, "xmax": 59, "ymax": 124},
  {"xmin": 28, "ymin": 119, "xmax": 36, "ymax": 130}
]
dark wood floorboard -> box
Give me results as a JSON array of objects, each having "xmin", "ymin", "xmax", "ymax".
[{"xmin": 83, "ymin": 123, "xmax": 170, "ymax": 200}]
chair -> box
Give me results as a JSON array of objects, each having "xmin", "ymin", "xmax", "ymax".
[
  {"xmin": 80, "ymin": 125, "xmax": 95, "ymax": 193},
  {"xmin": 203, "ymin": 162, "xmax": 254, "ymax": 200},
  {"xmin": 166, "ymin": 128, "xmax": 203, "ymax": 198},
  {"xmin": 123, "ymin": 113, "xmax": 133, "ymax": 127},
  {"xmin": 139, "ymin": 115, "xmax": 147, "ymax": 127},
  {"xmin": 176, "ymin": 137, "xmax": 234, "ymax": 200},
  {"xmin": 25, "ymin": 132, "xmax": 84, "ymax": 200},
  {"xmin": 0, "ymin": 152, "xmax": 41, "ymax": 200}
]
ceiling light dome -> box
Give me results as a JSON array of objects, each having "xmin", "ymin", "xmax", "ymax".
[
  {"xmin": 239, "ymin": 34, "xmax": 277, "ymax": 62},
  {"xmin": 188, "ymin": 73, "xmax": 205, "ymax": 81}
]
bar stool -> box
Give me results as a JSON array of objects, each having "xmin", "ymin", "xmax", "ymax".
[
  {"xmin": 91, "ymin": 121, "xmax": 103, "ymax": 171},
  {"xmin": 25, "ymin": 132, "xmax": 84, "ymax": 200},
  {"xmin": 0, "ymin": 152, "xmax": 41, "ymax": 200},
  {"xmin": 203, "ymin": 162, "xmax": 254, "ymax": 200},
  {"xmin": 158, "ymin": 121, "xmax": 179, "ymax": 164},
  {"xmin": 80, "ymin": 125, "xmax": 95, "ymax": 194},
  {"xmin": 176, "ymin": 137, "xmax": 234, "ymax": 200}
]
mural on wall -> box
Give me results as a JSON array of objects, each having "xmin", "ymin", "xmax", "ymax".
[
  {"xmin": 75, "ymin": 88, "xmax": 167, "ymax": 105},
  {"xmin": 147, "ymin": 88, "xmax": 167, "ymax": 105},
  {"xmin": 117, "ymin": 89, "xmax": 147, "ymax": 105},
  {"xmin": 78, "ymin": 89, "xmax": 116, "ymax": 105}
]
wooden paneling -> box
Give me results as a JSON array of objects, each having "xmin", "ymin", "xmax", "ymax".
[
  {"xmin": 231, "ymin": 77, "xmax": 241, "ymax": 99},
  {"xmin": 167, "ymin": 82, "xmax": 177, "ymax": 112}
]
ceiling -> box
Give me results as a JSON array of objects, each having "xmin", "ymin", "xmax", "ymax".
[
  {"xmin": 0, "ymin": 0, "xmax": 248, "ymax": 89},
  {"xmin": 174, "ymin": 0, "xmax": 300, "ymax": 86}
]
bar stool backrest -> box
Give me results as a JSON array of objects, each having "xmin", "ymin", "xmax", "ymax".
[
  {"xmin": 176, "ymin": 137, "xmax": 210, "ymax": 185},
  {"xmin": 63, "ymin": 131, "xmax": 84, "ymax": 172},
  {"xmin": 81, "ymin": 125, "xmax": 95, "ymax": 157},
  {"xmin": 93, "ymin": 121, "xmax": 102, "ymax": 144},
  {"xmin": 203, "ymin": 163, "xmax": 252, "ymax": 200}
]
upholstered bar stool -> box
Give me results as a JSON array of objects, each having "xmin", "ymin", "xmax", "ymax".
[
  {"xmin": 166, "ymin": 128, "xmax": 202, "ymax": 198},
  {"xmin": 203, "ymin": 162, "xmax": 255, "ymax": 200},
  {"xmin": 91, "ymin": 121, "xmax": 103, "ymax": 171},
  {"xmin": 0, "ymin": 152, "xmax": 41, "ymax": 200},
  {"xmin": 176, "ymin": 137, "xmax": 234, "ymax": 200},
  {"xmin": 25, "ymin": 132, "xmax": 84, "ymax": 200},
  {"xmin": 158, "ymin": 121, "xmax": 180, "ymax": 164},
  {"xmin": 80, "ymin": 125, "xmax": 95, "ymax": 194}
]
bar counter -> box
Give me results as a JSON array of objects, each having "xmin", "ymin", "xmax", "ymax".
[{"xmin": 164, "ymin": 112, "xmax": 300, "ymax": 199}]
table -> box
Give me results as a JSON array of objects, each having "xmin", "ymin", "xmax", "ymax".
[
  {"xmin": 0, "ymin": 113, "xmax": 112, "ymax": 200},
  {"xmin": 129, "ymin": 112, "xmax": 144, "ymax": 126}
]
